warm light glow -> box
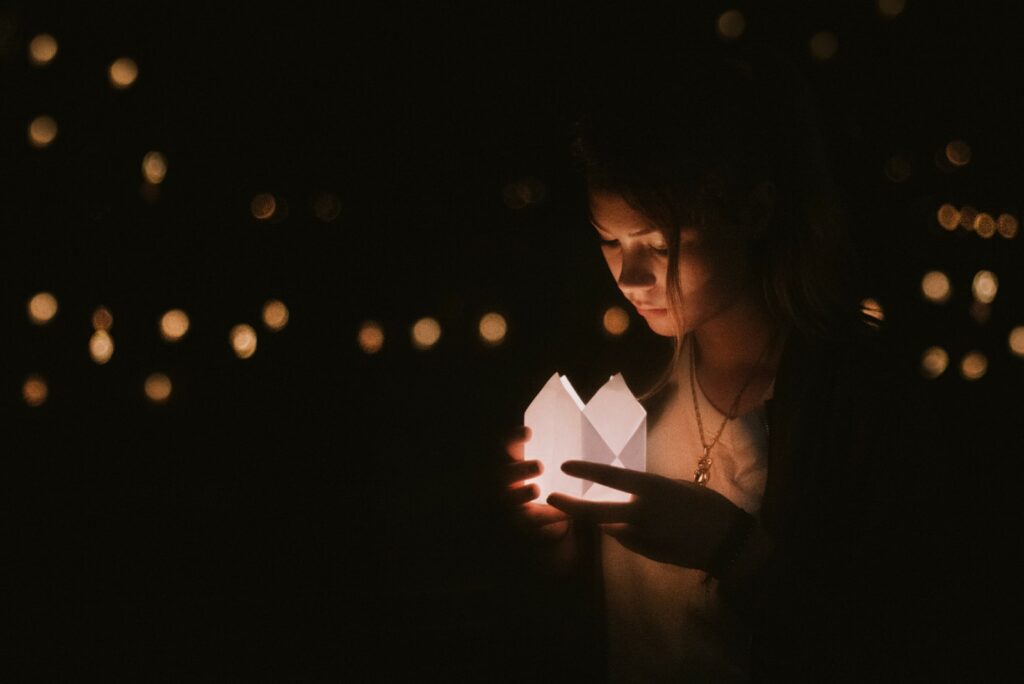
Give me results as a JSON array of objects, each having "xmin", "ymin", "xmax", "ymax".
[
  {"xmin": 997, "ymin": 213, "xmax": 1019, "ymax": 239},
  {"xmin": 92, "ymin": 306, "xmax": 114, "ymax": 331},
  {"xmin": 920, "ymin": 347, "xmax": 949, "ymax": 379},
  {"xmin": 883, "ymin": 154, "xmax": 911, "ymax": 183},
  {"xmin": 969, "ymin": 301, "xmax": 991, "ymax": 325},
  {"xmin": 809, "ymin": 31, "xmax": 839, "ymax": 61},
  {"xmin": 1009, "ymin": 326, "xmax": 1024, "ymax": 357},
  {"xmin": 89, "ymin": 330, "xmax": 114, "ymax": 364},
  {"xmin": 28, "ymin": 33, "xmax": 58, "ymax": 66},
  {"xmin": 877, "ymin": 0, "xmax": 906, "ymax": 18},
  {"xmin": 921, "ymin": 271, "xmax": 951, "ymax": 304},
  {"xmin": 973, "ymin": 212, "xmax": 996, "ymax": 239},
  {"xmin": 603, "ymin": 306, "xmax": 630, "ymax": 336},
  {"xmin": 972, "ymin": 270, "xmax": 998, "ymax": 304},
  {"xmin": 936, "ymin": 204, "xmax": 960, "ymax": 231},
  {"xmin": 358, "ymin": 321, "xmax": 385, "ymax": 354},
  {"xmin": 28, "ymin": 115, "xmax": 58, "ymax": 148},
  {"xmin": 945, "ymin": 139, "xmax": 971, "ymax": 167},
  {"xmin": 501, "ymin": 178, "xmax": 546, "ymax": 209},
  {"xmin": 23, "ymin": 375, "xmax": 48, "ymax": 407},
  {"xmin": 160, "ymin": 309, "xmax": 190, "ymax": 341},
  {"xmin": 860, "ymin": 298, "xmax": 884, "ymax": 322},
  {"xmin": 958, "ymin": 205, "xmax": 978, "ymax": 231},
  {"xmin": 142, "ymin": 151, "xmax": 167, "ymax": 184},
  {"xmin": 109, "ymin": 57, "xmax": 139, "ymax": 89},
  {"xmin": 28, "ymin": 292, "xmax": 58, "ymax": 324},
  {"xmin": 251, "ymin": 193, "xmax": 276, "ymax": 220},
  {"xmin": 230, "ymin": 324, "xmax": 258, "ymax": 359},
  {"xmin": 262, "ymin": 300, "xmax": 289, "ymax": 331},
  {"xmin": 145, "ymin": 373, "xmax": 172, "ymax": 402},
  {"xmin": 478, "ymin": 312, "xmax": 508, "ymax": 345},
  {"xmin": 959, "ymin": 352, "xmax": 987, "ymax": 381},
  {"xmin": 411, "ymin": 317, "xmax": 442, "ymax": 350},
  {"xmin": 313, "ymin": 193, "xmax": 341, "ymax": 222},
  {"xmin": 716, "ymin": 10, "xmax": 746, "ymax": 40}
]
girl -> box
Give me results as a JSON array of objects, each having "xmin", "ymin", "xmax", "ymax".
[{"xmin": 500, "ymin": 42, "xmax": 947, "ymax": 682}]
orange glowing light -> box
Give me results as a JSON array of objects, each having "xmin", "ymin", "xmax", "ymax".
[
  {"xmin": 973, "ymin": 212, "xmax": 996, "ymax": 238},
  {"xmin": 883, "ymin": 154, "xmax": 911, "ymax": 183},
  {"xmin": 972, "ymin": 270, "xmax": 998, "ymax": 304},
  {"xmin": 969, "ymin": 301, "xmax": 991, "ymax": 325},
  {"xmin": 28, "ymin": 292, "xmax": 58, "ymax": 324},
  {"xmin": 109, "ymin": 57, "xmax": 139, "ymax": 89},
  {"xmin": 877, "ymin": 0, "xmax": 906, "ymax": 18},
  {"xmin": 603, "ymin": 306, "xmax": 630, "ymax": 336},
  {"xmin": 809, "ymin": 31, "xmax": 839, "ymax": 62},
  {"xmin": 860, "ymin": 298, "xmax": 884, "ymax": 323},
  {"xmin": 230, "ymin": 324, "xmax": 258, "ymax": 359},
  {"xmin": 411, "ymin": 317, "xmax": 442, "ymax": 350},
  {"xmin": 28, "ymin": 33, "xmax": 58, "ymax": 66},
  {"xmin": 92, "ymin": 306, "xmax": 114, "ymax": 331},
  {"xmin": 251, "ymin": 193, "xmax": 276, "ymax": 220},
  {"xmin": 716, "ymin": 10, "xmax": 746, "ymax": 40},
  {"xmin": 313, "ymin": 193, "xmax": 342, "ymax": 222},
  {"xmin": 23, "ymin": 375, "xmax": 48, "ymax": 407},
  {"xmin": 945, "ymin": 140, "xmax": 971, "ymax": 167},
  {"xmin": 28, "ymin": 115, "xmax": 58, "ymax": 148},
  {"xmin": 959, "ymin": 352, "xmax": 987, "ymax": 381},
  {"xmin": 145, "ymin": 373, "xmax": 172, "ymax": 402},
  {"xmin": 958, "ymin": 205, "xmax": 978, "ymax": 231},
  {"xmin": 997, "ymin": 214, "xmax": 1018, "ymax": 239},
  {"xmin": 478, "ymin": 312, "xmax": 508, "ymax": 346},
  {"xmin": 1009, "ymin": 326, "xmax": 1024, "ymax": 357},
  {"xmin": 920, "ymin": 347, "xmax": 949, "ymax": 379},
  {"xmin": 142, "ymin": 151, "xmax": 167, "ymax": 184},
  {"xmin": 160, "ymin": 309, "xmax": 190, "ymax": 341},
  {"xmin": 262, "ymin": 300, "xmax": 289, "ymax": 331},
  {"xmin": 921, "ymin": 271, "xmax": 951, "ymax": 304},
  {"xmin": 89, "ymin": 330, "xmax": 114, "ymax": 364},
  {"xmin": 936, "ymin": 204, "xmax": 960, "ymax": 231},
  {"xmin": 358, "ymin": 321, "xmax": 385, "ymax": 354}
]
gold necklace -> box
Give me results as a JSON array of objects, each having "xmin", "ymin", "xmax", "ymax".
[{"xmin": 689, "ymin": 330, "xmax": 778, "ymax": 486}]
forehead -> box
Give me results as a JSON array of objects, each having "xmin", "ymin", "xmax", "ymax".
[{"xmin": 587, "ymin": 192, "xmax": 661, "ymax": 236}]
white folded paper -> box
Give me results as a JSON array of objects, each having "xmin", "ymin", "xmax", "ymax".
[{"xmin": 523, "ymin": 372, "xmax": 646, "ymax": 503}]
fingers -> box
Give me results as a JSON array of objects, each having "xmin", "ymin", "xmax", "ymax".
[
  {"xmin": 547, "ymin": 493, "xmax": 633, "ymax": 523},
  {"xmin": 521, "ymin": 502, "xmax": 569, "ymax": 526},
  {"xmin": 502, "ymin": 459, "xmax": 542, "ymax": 486},
  {"xmin": 502, "ymin": 483, "xmax": 539, "ymax": 508},
  {"xmin": 560, "ymin": 460, "xmax": 656, "ymax": 495},
  {"xmin": 504, "ymin": 425, "xmax": 532, "ymax": 461}
]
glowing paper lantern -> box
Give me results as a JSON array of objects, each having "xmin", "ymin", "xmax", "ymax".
[{"xmin": 524, "ymin": 373, "xmax": 646, "ymax": 504}]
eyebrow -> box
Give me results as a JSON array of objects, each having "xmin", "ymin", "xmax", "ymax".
[{"xmin": 589, "ymin": 220, "xmax": 659, "ymax": 237}]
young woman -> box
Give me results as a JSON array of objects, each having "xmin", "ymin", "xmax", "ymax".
[{"xmin": 500, "ymin": 42, "xmax": 948, "ymax": 682}]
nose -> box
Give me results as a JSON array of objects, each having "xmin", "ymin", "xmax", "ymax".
[{"xmin": 616, "ymin": 248, "xmax": 658, "ymax": 295}]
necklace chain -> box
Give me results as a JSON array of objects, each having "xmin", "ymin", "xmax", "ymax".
[{"xmin": 690, "ymin": 330, "xmax": 778, "ymax": 486}]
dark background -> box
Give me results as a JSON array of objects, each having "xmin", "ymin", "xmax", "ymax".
[{"xmin": 4, "ymin": 2, "xmax": 1021, "ymax": 680}]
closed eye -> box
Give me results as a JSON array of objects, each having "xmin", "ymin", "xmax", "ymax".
[{"xmin": 598, "ymin": 236, "xmax": 669, "ymax": 257}]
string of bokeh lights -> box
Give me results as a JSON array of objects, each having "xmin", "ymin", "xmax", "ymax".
[{"xmin": 17, "ymin": 3, "xmax": 1024, "ymax": 408}]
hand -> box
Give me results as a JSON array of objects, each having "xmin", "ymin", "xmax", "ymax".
[
  {"xmin": 499, "ymin": 425, "xmax": 571, "ymax": 543},
  {"xmin": 547, "ymin": 460, "xmax": 752, "ymax": 573}
]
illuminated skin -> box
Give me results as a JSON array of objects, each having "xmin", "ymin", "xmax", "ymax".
[{"xmin": 502, "ymin": 187, "xmax": 784, "ymax": 577}]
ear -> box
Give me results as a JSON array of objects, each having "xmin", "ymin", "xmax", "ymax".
[{"xmin": 747, "ymin": 180, "xmax": 776, "ymax": 237}]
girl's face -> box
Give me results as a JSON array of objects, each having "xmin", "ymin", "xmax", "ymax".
[{"xmin": 589, "ymin": 191, "xmax": 760, "ymax": 338}]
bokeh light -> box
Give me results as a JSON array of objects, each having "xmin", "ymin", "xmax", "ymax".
[
  {"xmin": 945, "ymin": 139, "xmax": 971, "ymax": 167},
  {"xmin": 969, "ymin": 301, "xmax": 992, "ymax": 325},
  {"xmin": 230, "ymin": 324, "xmax": 258, "ymax": 359},
  {"xmin": 28, "ymin": 33, "xmax": 57, "ymax": 66},
  {"xmin": 145, "ymin": 373, "xmax": 172, "ymax": 403},
  {"xmin": 997, "ymin": 213, "xmax": 1018, "ymax": 239},
  {"xmin": 973, "ymin": 212, "xmax": 996, "ymax": 238},
  {"xmin": 358, "ymin": 321, "xmax": 385, "ymax": 354},
  {"xmin": 860, "ymin": 298, "xmax": 884, "ymax": 323},
  {"xmin": 142, "ymin": 151, "xmax": 167, "ymax": 184},
  {"xmin": 883, "ymin": 154, "xmax": 911, "ymax": 183},
  {"xmin": 89, "ymin": 330, "xmax": 114, "ymax": 364},
  {"xmin": 160, "ymin": 309, "xmax": 190, "ymax": 341},
  {"xmin": 28, "ymin": 115, "xmax": 58, "ymax": 148},
  {"xmin": 109, "ymin": 57, "xmax": 139, "ymax": 89},
  {"xmin": 262, "ymin": 300, "xmax": 289, "ymax": 331},
  {"xmin": 959, "ymin": 352, "xmax": 987, "ymax": 381},
  {"xmin": 921, "ymin": 271, "xmax": 951, "ymax": 304},
  {"xmin": 411, "ymin": 317, "xmax": 442, "ymax": 350},
  {"xmin": 877, "ymin": 0, "xmax": 906, "ymax": 18},
  {"xmin": 936, "ymin": 204, "xmax": 960, "ymax": 231},
  {"xmin": 958, "ymin": 205, "xmax": 978, "ymax": 231},
  {"xmin": 313, "ymin": 193, "xmax": 341, "ymax": 222},
  {"xmin": 1009, "ymin": 326, "xmax": 1024, "ymax": 357},
  {"xmin": 28, "ymin": 292, "xmax": 58, "ymax": 324},
  {"xmin": 478, "ymin": 312, "xmax": 508, "ymax": 346},
  {"xmin": 23, "ymin": 374, "xmax": 48, "ymax": 407},
  {"xmin": 809, "ymin": 31, "xmax": 839, "ymax": 62},
  {"xmin": 92, "ymin": 306, "xmax": 114, "ymax": 331},
  {"xmin": 972, "ymin": 270, "xmax": 998, "ymax": 304},
  {"xmin": 251, "ymin": 193, "xmax": 277, "ymax": 220},
  {"xmin": 716, "ymin": 10, "xmax": 746, "ymax": 40},
  {"xmin": 920, "ymin": 347, "xmax": 949, "ymax": 379},
  {"xmin": 501, "ymin": 178, "xmax": 546, "ymax": 209},
  {"xmin": 603, "ymin": 306, "xmax": 630, "ymax": 336}
]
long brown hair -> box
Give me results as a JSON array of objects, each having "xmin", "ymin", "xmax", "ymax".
[{"xmin": 570, "ymin": 41, "xmax": 866, "ymax": 402}]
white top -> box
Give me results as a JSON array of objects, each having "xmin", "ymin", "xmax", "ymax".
[{"xmin": 602, "ymin": 334, "xmax": 774, "ymax": 683}]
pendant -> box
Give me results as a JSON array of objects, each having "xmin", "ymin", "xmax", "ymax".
[{"xmin": 694, "ymin": 446, "xmax": 712, "ymax": 486}]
